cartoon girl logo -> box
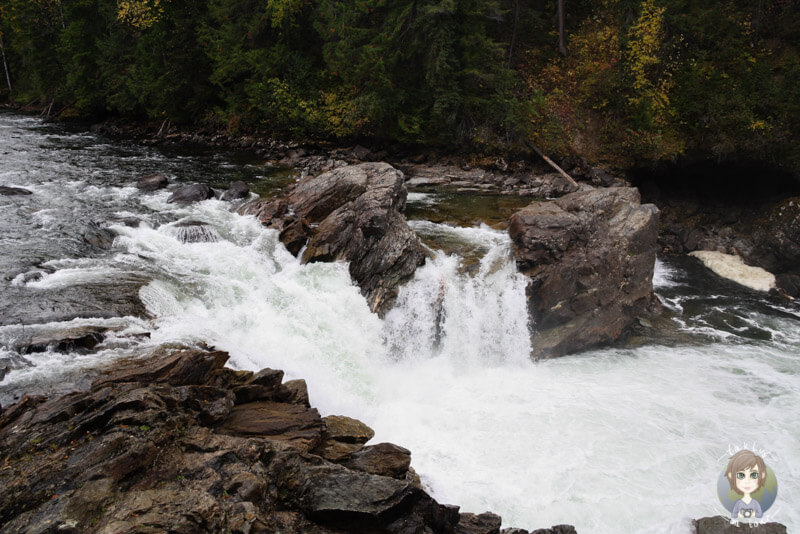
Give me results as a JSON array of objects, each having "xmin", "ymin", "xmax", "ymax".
[{"xmin": 717, "ymin": 449, "xmax": 779, "ymax": 523}]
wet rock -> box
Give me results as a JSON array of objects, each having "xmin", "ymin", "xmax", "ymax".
[
  {"xmin": 277, "ymin": 379, "xmax": 311, "ymax": 407},
  {"xmin": 14, "ymin": 325, "xmax": 108, "ymax": 354},
  {"xmin": 273, "ymin": 454, "xmax": 436, "ymax": 531},
  {"xmin": 220, "ymin": 180, "xmax": 250, "ymax": 201},
  {"xmin": 457, "ymin": 512, "xmax": 502, "ymax": 534},
  {"xmin": 0, "ymin": 185, "xmax": 33, "ymax": 196},
  {"xmin": 240, "ymin": 162, "xmax": 425, "ymax": 315},
  {"xmin": 167, "ymin": 183, "xmax": 215, "ymax": 204},
  {"xmin": 0, "ymin": 281, "xmax": 148, "ymax": 326},
  {"xmin": 136, "ymin": 173, "xmax": 168, "ymax": 191},
  {"xmin": 693, "ymin": 515, "xmax": 787, "ymax": 533},
  {"xmin": 775, "ymin": 273, "xmax": 800, "ymax": 297},
  {"xmin": 529, "ymin": 526, "xmax": 578, "ymax": 534},
  {"xmin": 510, "ymin": 187, "xmax": 661, "ymax": 357},
  {"xmin": 82, "ymin": 222, "xmax": 116, "ymax": 249},
  {"xmin": 345, "ymin": 442, "xmax": 412, "ymax": 479},
  {"xmin": 220, "ymin": 401, "xmax": 324, "ymax": 451},
  {"xmin": 322, "ymin": 415, "xmax": 375, "ymax": 444}
]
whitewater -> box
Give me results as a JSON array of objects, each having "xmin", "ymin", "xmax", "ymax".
[{"xmin": 1, "ymin": 113, "xmax": 798, "ymax": 533}]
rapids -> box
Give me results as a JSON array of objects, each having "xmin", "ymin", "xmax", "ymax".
[{"xmin": 1, "ymin": 112, "xmax": 798, "ymax": 533}]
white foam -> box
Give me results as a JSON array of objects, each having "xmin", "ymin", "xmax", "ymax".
[
  {"xmin": 406, "ymin": 191, "xmax": 438, "ymax": 205},
  {"xmin": 653, "ymin": 258, "xmax": 681, "ymax": 288},
  {"xmin": 689, "ymin": 251, "xmax": 776, "ymax": 292}
]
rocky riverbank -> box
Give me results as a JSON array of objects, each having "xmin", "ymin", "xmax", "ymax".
[{"xmin": 0, "ymin": 346, "xmax": 576, "ymax": 534}]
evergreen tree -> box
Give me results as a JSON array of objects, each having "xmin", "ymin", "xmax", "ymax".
[{"xmin": 317, "ymin": 0, "xmax": 526, "ymax": 145}]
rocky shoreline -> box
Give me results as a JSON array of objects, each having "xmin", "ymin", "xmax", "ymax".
[{"xmin": 0, "ymin": 345, "xmax": 578, "ymax": 534}]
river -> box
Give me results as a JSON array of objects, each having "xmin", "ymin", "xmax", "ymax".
[{"xmin": 1, "ymin": 112, "xmax": 798, "ymax": 533}]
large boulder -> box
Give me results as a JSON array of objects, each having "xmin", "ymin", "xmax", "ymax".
[
  {"xmin": 136, "ymin": 173, "xmax": 168, "ymax": 191},
  {"xmin": 509, "ymin": 187, "xmax": 660, "ymax": 358},
  {"xmin": 167, "ymin": 183, "xmax": 215, "ymax": 204},
  {"xmin": 240, "ymin": 162, "xmax": 425, "ymax": 315},
  {"xmin": 220, "ymin": 180, "xmax": 250, "ymax": 201},
  {"xmin": 747, "ymin": 197, "xmax": 800, "ymax": 277},
  {"xmin": 0, "ymin": 186, "xmax": 33, "ymax": 196}
]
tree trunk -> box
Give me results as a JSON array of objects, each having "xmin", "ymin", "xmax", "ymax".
[
  {"xmin": 0, "ymin": 33, "xmax": 11, "ymax": 94},
  {"xmin": 508, "ymin": 0, "xmax": 521, "ymax": 67},
  {"xmin": 557, "ymin": 0, "xmax": 568, "ymax": 56},
  {"xmin": 525, "ymin": 141, "xmax": 579, "ymax": 190}
]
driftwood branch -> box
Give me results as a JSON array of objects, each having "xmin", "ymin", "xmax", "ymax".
[
  {"xmin": 0, "ymin": 33, "xmax": 12, "ymax": 93},
  {"xmin": 156, "ymin": 119, "xmax": 170, "ymax": 137},
  {"xmin": 557, "ymin": 0, "xmax": 568, "ymax": 56},
  {"xmin": 526, "ymin": 141, "xmax": 579, "ymax": 190}
]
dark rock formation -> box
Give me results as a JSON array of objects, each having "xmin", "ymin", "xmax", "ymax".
[
  {"xmin": 240, "ymin": 162, "xmax": 425, "ymax": 315},
  {"xmin": 509, "ymin": 187, "xmax": 661, "ymax": 358},
  {"xmin": 344, "ymin": 442, "xmax": 412, "ymax": 479},
  {"xmin": 221, "ymin": 180, "xmax": 250, "ymax": 201},
  {"xmin": 0, "ymin": 347, "xmax": 570, "ymax": 533},
  {"xmin": 456, "ymin": 512, "xmax": 502, "ymax": 534},
  {"xmin": 167, "ymin": 183, "xmax": 215, "ymax": 204},
  {"xmin": 136, "ymin": 173, "xmax": 169, "ymax": 191},
  {"xmin": 693, "ymin": 515, "xmax": 787, "ymax": 533},
  {"xmin": 747, "ymin": 197, "xmax": 800, "ymax": 280},
  {"xmin": 0, "ymin": 186, "xmax": 33, "ymax": 196},
  {"xmin": 529, "ymin": 527, "xmax": 578, "ymax": 534},
  {"xmin": 639, "ymin": 173, "xmax": 800, "ymax": 297},
  {"xmin": 314, "ymin": 415, "xmax": 375, "ymax": 462}
]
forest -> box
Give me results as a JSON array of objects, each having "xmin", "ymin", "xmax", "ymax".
[{"xmin": 1, "ymin": 0, "xmax": 799, "ymax": 169}]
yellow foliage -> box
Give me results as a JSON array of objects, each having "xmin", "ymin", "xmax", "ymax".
[
  {"xmin": 625, "ymin": 0, "xmax": 673, "ymax": 121},
  {"xmin": 117, "ymin": 0, "xmax": 165, "ymax": 30}
]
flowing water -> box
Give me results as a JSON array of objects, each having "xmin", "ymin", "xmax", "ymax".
[{"xmin": 1, "ymin": 112, "xmax": 798, "ymax": 533}]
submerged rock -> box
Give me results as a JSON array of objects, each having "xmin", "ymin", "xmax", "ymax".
[
  {"xmin": 220, "ymin": 180, "xmax": 250, "ymax": 201},
  {"xmin": 167, "ymin": 183, "xmax": 215, "ymax": 204},
  {"xmin": 509, "ymin": 187, "xmax": 661, "ymax": 358},
  {"xmin": 81, "ymin": 221, "xmax": 117, "ymax": 249},
  {"xmin": 240, "ymin": 162, "xmax": 425, "ymax": 315},
  {"xmin": 13, "ymin": 325, "xmax": 108, "ymax": 354},
  {"xmin": 0, "ymin": 186, "xmax": 33, "ymax": 196},
  {"xmin": 0, "ymin": 347, "xmax": 567, "ymax": 533},
  {"xmin": 135, "ymin": 173, "xmax": 168, "ymax": 191}
]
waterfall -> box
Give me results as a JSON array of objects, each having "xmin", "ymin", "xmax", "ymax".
[{"xmin": 2, "ymin": 113, "xmax": 798, "ymax": 533}]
